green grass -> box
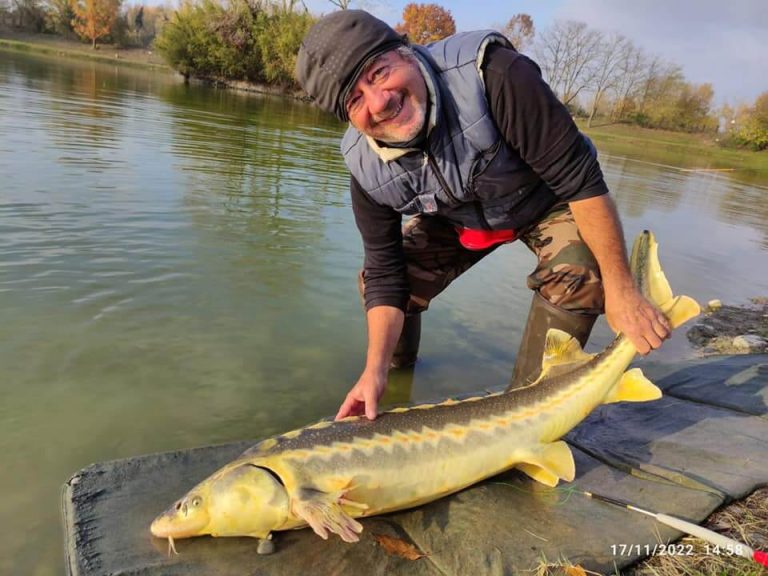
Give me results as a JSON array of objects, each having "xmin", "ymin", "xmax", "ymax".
[
  {"xmin": 0, "ymin": 34, "xmax": 171, "ymax": 72},
  {"xmin": 532, "ymin": 487, "xmax": 768, "ymax": 576},
  {"xmin": 578, "ymin": 121, "xmax": 768, "ymax": 186}
]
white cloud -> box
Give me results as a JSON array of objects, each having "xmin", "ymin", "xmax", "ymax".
[{"xmin": 555, "ymin": 0, "xmax": 767, "ymax": 104}]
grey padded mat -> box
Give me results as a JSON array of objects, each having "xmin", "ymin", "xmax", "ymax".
[{"xmin": 62, "ymin": 355, "xmax": 768, "ymax": 575}]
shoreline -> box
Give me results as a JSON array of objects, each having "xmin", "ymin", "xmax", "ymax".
[
  {"xmin": 687, "ymin": 298, "xmax": 768, "ymax": 355},
  {"xmin": 0, "ymin": 35, "xmax": 171, "ymax": 71},
  {"xmin": 0, "ymin": 33, "xmax": 308, "ymax": 101},
  {"xmin": 3, "ymin": 33, "xmax": 768, "ymax": 179}
]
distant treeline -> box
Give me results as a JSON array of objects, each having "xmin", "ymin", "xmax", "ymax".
[
  {"xmin": 2, "ymin": 0, "xmax": 765, "ymax": 149},
  {"xmin": 524, "ymin": 19, "xmax": 767, "ymax": 150},
  {"xmin": 1, "ymin": 0, "xmax": 171, "ymax": 49}
]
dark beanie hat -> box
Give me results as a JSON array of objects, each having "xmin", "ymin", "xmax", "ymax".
[{"xmin": 296, "ymin": 10, "xmax": 406, "ymax": 122}]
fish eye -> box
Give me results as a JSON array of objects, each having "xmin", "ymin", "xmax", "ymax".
[{"xmin": 191, "ymin": 496, "xmax": 203, "ymax": 508}]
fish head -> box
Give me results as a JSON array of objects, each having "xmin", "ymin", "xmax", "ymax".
[{"xmin": 151, "ymin": 462, "xmax": 289, "ymax": 540}]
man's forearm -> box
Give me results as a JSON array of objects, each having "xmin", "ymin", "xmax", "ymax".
[
  {"xmin": 364, "ymin": 305, "xmax": 405, "ymax": 373},
  {"xmin": 568, "ymin": 194, "xmax": 634, "ymax": 296}
]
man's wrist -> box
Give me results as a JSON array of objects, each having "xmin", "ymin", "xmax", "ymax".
[
  {"xmin": 604, "ymin": 276, "xmax": 636, "ymax": 296},
  {"xmin": 363, "ymin": 361, "xmax": 389, "ymax": 377}
]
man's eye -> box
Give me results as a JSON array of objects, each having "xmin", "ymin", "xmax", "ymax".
[
  {"xmin": 371, "ymin": 65, "xmax": 389, "ymax": 82},
  {"xmin": 347, "ymin": 95, "xmax": 361, "ymax": 113}
]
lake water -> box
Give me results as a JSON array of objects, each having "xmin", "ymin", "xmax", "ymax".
[{"xmin": 1, "ymin": 49, "xmax": 767, "ymax": 574}]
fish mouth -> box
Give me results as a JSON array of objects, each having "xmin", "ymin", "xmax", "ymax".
[{"xmin": 150, "ymin": 511, "xmax": 209, "ymax": 539}]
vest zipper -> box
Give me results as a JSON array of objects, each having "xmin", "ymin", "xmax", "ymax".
[
  {"xmin": 424, "ymin": 151, "xmax": 459, "ymax": 205},
  {"xmin": 424, "ymin": 150, "xmax": 491, "ymax": 230}
]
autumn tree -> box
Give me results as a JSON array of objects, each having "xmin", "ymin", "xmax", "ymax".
[
  {"xmin": 70, "ymin": 0, "xmax": 121, "ymax": 48},
  {"xmin": 634, "ymin": 61, "xmax": 683, "ymax": 124},
  {"xmin": 395, "ymin": 2, "xmax": 455, "ymax": 44},
  {"xmin": 39, "ymin": 0, "xmax": 75, "ymax": 34},
  {"xmin": 752, "ymin": 91, "xmax": 768, "ymax": 127},
  {"xmin": 501, "ymin": 13, "xmax": 533, "ymax": 51},
  {"xmin": 728, "ymin": 92, "xmax": 768, "ymax": 150},
  {"xmin": 674, "ymin": 83, "xmax": 715, "ymax": 132}
]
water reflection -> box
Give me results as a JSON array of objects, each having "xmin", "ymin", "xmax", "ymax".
[{"xmin": 718, "ymin": 179, "xmax": 768, "ymax": 250}]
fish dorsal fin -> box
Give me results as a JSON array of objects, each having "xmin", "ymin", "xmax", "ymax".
[
  {"xmin": 603, "ymin": 368, "xmax": 662, "ymax": 404},
  {"xmin": 540, "ymin": 329, "xmax": 594, "ymax": 377}
]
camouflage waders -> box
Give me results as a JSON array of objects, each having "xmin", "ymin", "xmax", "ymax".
[{"xmin": 358, "ymin": 204, "xmax": 604, "ymax": 369}]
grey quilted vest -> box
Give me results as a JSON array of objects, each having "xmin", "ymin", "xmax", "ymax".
[{"xmin": 341, "ymin": 31, "xmax": 561, "ymax": 232}]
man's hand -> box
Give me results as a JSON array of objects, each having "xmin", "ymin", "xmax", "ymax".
[
  {"xmin": 605, "ymin": 284, "xmax": 671, "ymax": 354},
  {"xmin": 335, "ymin": 367, "xmax": 388, "ymax": 421},
  {"xmin": 569, "ymin": 194, "xmax": 671, "ymax": 355},
  {"xmin": 335, "ymin": 305, "xmax": 404, "ymax": 421}
]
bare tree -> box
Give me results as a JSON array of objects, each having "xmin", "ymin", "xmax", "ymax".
[
  {"xmin": 610, "ymin": 42, "xmax": 647, "ymax": 122},
  {"xmin": 533, "ymin": 20, "xmax": 602, "ymax": 106},
  {"xmin": 587, "ymin": 33, "xmax": 629, "ymax": 127},
  {"xmin": 326, "ymin": 0, "xmax": 351, "ymax": 8},
  {"xmin": 619, "ymin": 56, "xmax": 683, "ymax": 125},
  {"xmin": 501, "ymin": 13, "xmax": 534, "ymax": 52}
]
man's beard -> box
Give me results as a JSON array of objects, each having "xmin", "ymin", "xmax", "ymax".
[{"xmin": 373, "ymin": 96, "xmax": 427, "ymax": 145}]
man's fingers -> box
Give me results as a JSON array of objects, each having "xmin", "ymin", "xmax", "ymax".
[
  {"xmin": 652, "ymin": 319, "xmax": 670, "ymax": 340},
  {"xmin": 364, "ymin": 390, "xmax": 378, "ymax": 421},
  {"xmin": 335, "ymin": 395, "xmax": 361, "ymax": 421},
  {"xmin": 628, "ymin": 327, "xmax": 664, "ymax": 355},
  {"xmin": 631, "ymin": 334, "xmax": 652, "ymax": 355}
]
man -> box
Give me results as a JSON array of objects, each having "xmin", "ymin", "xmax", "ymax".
[{"xmin": 295, "ymin": 10, "xmax": 670, "ymax": 421}]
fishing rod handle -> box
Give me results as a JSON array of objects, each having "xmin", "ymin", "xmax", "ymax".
[{"xmin": 656, "ymin": 513, "xmax": 753, "ymax": 558}]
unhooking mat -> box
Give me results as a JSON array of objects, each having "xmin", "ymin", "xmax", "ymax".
[{"xmin": 62, "ymin": 354, "xmax": 768, "ymax": 575}]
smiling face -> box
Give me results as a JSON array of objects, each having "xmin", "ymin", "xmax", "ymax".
[{"xmin": 344, "ymin": 49, "xmax": 428, "ymax": 144}]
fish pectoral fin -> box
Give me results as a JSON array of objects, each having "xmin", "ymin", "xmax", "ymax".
[
  {"xmin": 291, "ymin": 488, "xmax": 366, "ymax": 543},
  {"xmin": 539, "ymin": 329, "xmax": 594, "ymax": 379},
  {"xmin": 604, "ymin": 368, "xmax": 662, "ymax": 404},
  {"xmin": 516, "ymin": 441, "xmax": 575, "ymax": 487}
]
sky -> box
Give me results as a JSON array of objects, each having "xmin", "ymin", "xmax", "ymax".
[{"xmin": 302, "ymin": 0, "xmax": 767, "ymax": 106}]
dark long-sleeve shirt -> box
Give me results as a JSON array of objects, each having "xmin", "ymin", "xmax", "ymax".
[{"xmin": 351, "ymin": 44, "xmax": 610, "ymax": 312}]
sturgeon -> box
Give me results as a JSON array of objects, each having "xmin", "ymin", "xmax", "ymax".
[{"xmin": 151, "ymin": 230, "xmax": 701, "ymax": 552}]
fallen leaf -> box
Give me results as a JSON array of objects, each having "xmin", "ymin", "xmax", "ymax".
[
  {"xmin": 372, "ymin": 533, "xmax": 428, "ymax": 560},
  {"xmin": 563, "ymin": 566, "xmax": 587, "ymax": 576}
]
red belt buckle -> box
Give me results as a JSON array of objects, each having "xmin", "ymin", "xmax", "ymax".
[{"xmin": 457, "ymin": 227, "xmax": 517, "ymax": 250}]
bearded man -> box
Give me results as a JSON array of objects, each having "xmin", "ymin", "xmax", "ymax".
[{"xmin": 295, "ymin": 10, "xmax": 670, "ymax": 421}]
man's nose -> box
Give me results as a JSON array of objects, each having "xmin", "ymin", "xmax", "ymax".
[{"xmin": 361, "ymin": 85, "xmax": 391, "ymax": 118}]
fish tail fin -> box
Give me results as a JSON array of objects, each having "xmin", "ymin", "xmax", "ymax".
[{"xmin": 631, "ymin": 230, "xmax": 701, "ymax": 328}]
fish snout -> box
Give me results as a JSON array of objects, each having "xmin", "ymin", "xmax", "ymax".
[{"xmin": 150, "ymin": 498, "xmax": 209, "ymax": 539}]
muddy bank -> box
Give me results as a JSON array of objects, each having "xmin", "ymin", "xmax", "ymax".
[{"xmin": 687, "ymin": 297, "xmax": 768, "ymax": 355}]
